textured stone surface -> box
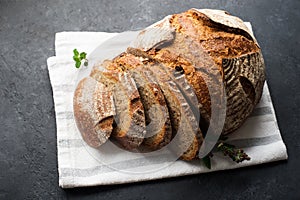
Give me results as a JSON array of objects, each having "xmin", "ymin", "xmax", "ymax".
[{"xmin": 0, "ymin": 0, "xmax": 299, "ymax": 199}]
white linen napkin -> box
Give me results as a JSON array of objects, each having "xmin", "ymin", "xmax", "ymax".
[{"xmin": 47, "ymin": 23, "xmax": 288, "ymax": 188}]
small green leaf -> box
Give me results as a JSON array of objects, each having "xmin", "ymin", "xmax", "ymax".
[
  {"xmin": 80, "ymin": 52, "xmax": 87, "ymax": 60},
  {"xmin": 202, "ymin": 156, "xmax": 211, "ymax": 169},
  {"xmin": 73, "ymin": 49, "xmax": 79, "ymax": 56},
  {"xmin": 75, "ymin": 61, "xmax": 81, "ymax": 68},
  {"xmin": 73, "ymin": 56, "xmax": 80, "ymax": 62},
  {"xmin": 73, "ymin": 49, "xmax": 87, "ymax": 69}
]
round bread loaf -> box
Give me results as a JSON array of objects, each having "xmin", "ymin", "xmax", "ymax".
[{"xmin": 73, "ymin": 9, "xmax": 265, "ymax": 159}]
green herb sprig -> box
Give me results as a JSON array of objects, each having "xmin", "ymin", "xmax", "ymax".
[
  {"xmin": 217, "ymin": 142, "xmax": 251, "ymax": 163},
  {"xmin": 73, "ymin": 49, "xmax": 88, "ymax": 68},
  {"xmin": 201, "ymin": 136, "xmax": 250, "ymax": 169}
]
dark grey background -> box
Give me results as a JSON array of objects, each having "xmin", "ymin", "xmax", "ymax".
[{"xmin": 0, "ymin": 0, "xmax": 299, "ymax": 199}]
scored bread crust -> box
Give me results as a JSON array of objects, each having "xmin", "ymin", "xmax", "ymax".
[
  {"xmin": 169, "ymin": 9, "xmax": 265, "ymax": 134},
  {"xmin": 131, "ymin": 8, "xmax": 265, "ymax": 135},
  {"xmin": 73, "ymin": 77, "xmax": 115, "ymax": 148}
]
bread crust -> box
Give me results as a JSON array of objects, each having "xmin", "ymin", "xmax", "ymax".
[
  {"xmin": 73, "ymin": 77, "xmax": 115, "ymax": 148},
  {"xmin": 74, "ymin": 9, "xmax": 266, "ymax": 160},
  {"xmin": 152, "ymin": 65, "xmax": 203, "ymax": 160},
  {"xmin": 105, "ymin": 53, "xmax": 173, "ymax": 151},
  {"xmin": 131, "ymin": 9, "xmax": 265, "ymax": 135},
  {"xmin": 90, "ymin": 69, "xmax": 146, "ymax": 150}
]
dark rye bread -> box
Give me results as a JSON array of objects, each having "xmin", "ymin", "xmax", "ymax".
[
  {"xmin": 108, "ymin": 53, "xmax": 172, "ymax": 151},
  {"xmin": 73, "ymin": 77, "xmax": 115, "ymax": 148},
  {"xmin": 131, "ymin": 8, "xmax": 265, "ymax": 135},
  {"xmin": 147, "ymin": 64, "xmax": 203, "ymax": 160},
  {"xmin": 90, "ymin": 68, "xmax": 146, "ymax": 150}
]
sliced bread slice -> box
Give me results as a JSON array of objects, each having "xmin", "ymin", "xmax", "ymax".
[
  {"xmin": 112, "ymin": 53, "xmax": 172, "ymax": 151},
  {"xmin": 147, "ymin": 64, "xmax": 203, "ymax": 160},
  {"xmin": 130, "ymin": 68, "xmax": 172, "ymax": 150},
  {"xmin": 114, "ymin": 51, "xmax": 203, "ymax": 159},
  {"xmin": 73, "ymin": 77, "xmax": 115, "ymax": 148},
  {"xmin": 90, "ymin": 68, "xmax": 146, "ymax": 150}
]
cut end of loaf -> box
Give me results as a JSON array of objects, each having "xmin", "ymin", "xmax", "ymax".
[{"xmin": 73, "ymin": 77, "xmax": 115, "ymax": 148}]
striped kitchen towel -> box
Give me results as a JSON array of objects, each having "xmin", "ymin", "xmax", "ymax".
[{"xmin": 47, "ymin": 23, "xmax": 288, "ymax": 188}]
